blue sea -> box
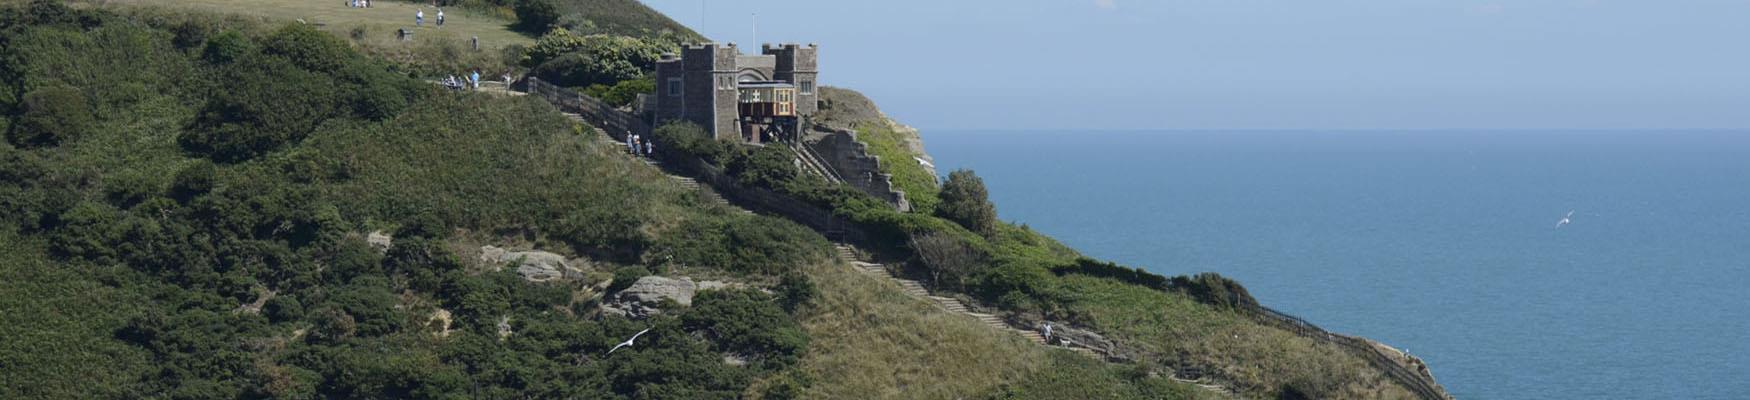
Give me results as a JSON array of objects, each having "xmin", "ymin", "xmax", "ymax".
[{"xmin": 926, "ymin": 130, "xmax": 1750, "ymax": 400}]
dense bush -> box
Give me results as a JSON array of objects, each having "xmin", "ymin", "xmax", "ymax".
[
  {"xmin": 201, "ymin": 30, "xmax": 252, "ymax": 64},
  {"xmin": 0, "ymin": 7, "xmax": 825, "ymax": 398},
  {"xmin": 658, "ymin": 215, "xmax": 830, "ymax": 275},
  {"xmin": 1170, "ymin": 272, "xmax": 1260, "ymax": 310},
  {"xmin": 513, "ymin": 0, "xmax": 561, "ymax": 34},
  {"xmin": 180, "ymin": 54, "xmax": 342, "ymax": 162},
  {"xmin": 7, "ymin": 86, "xmax": 93, "ymax": 148},
  {"xmin": 582, "ymin": 77, "xmax": 654, "ymax": 107},
  {"xmin": 260, "ymin": 24, "xmax": 351, "ymax": 73},
  {"xmin": 525, "ymin": 28, "xmax": 670, "ymax": 87},
  {"xmin": 682, "ymin": 289, "xmax": 809, "ymax": 367}
]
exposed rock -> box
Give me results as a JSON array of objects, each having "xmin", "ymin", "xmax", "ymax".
[
  {"xmin": 601, "ymin": 276, "xmax": 698, "ymax": 318},
  {"xmin": 496, "ymin": 315, "xmax": 512, "ymax": 340},
  {"xmin": 479, "ymin": 245, "xmax": 581, "ymax": 282},
  {"xmin": 428, "ymin": 308, "xmax": 455, "ymax": 338},
  {"xmin": 234, "ymin": 287, "xmax": 276, "ymax": 315},
  {"xmin": 722, "ymin": 354, "xmax": 748, "ymax": 366},
  {"xmin": 1044, "ymin": 322, "xmax": 1131, "ymax": 361},
  {"xmin": 366, "ymin": 231, "xmax": 393, "ymax": 253},
  {"xmin": 697, "ymin": 280, "xmax": 736, "ymax": 292}
]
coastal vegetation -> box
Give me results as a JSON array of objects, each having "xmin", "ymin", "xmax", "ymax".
[{"xmin": 1, "ymin": 1, "xmax": 1432, "ymax": 399}]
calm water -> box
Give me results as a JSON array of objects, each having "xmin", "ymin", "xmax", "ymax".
[{"xmin": 926, "ymin": 130, "xmax": 1750, "ymax": 399}]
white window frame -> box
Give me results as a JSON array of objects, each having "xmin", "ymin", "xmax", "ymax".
[{"xmin": 800, "ymin": 80, "xmax": 815, "ymax": 95}]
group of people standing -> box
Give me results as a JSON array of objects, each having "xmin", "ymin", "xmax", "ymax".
[
  {"xmin": 626, "ymin": 134, "xmax": 655, "ymax": 158},
  {"xmin": 415, "ymin": 8, "xmax": 445, "ymax": 27},
  {"xmin": 347, "ymin": 0, "xmax": 371, "ymax": 8}
]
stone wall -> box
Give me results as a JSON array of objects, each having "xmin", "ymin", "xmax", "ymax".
[{"xmin": 806, "ymin": 126, "xmax": 910, "ymax": 212}]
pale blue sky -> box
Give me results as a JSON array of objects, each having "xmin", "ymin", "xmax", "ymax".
[{"xmin": 645, "ymin": 0, "xmax": 1750, "ymax": 130}]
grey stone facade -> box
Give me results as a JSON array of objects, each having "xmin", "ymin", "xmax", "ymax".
[{"xmin": 654, "ymin": 43, "xmax": 819, "ymax": 140}]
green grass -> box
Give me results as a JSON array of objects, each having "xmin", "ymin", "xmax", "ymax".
[
  {"xmin": 1052, "ymin": 275, "xmax": 1415, "ymax": 399},
  {"xmin": 101, "ymin": 0, "xmax": 533, "ymax": 50},
  {"xmin": 853, "ymin": 120, "xmax": 942, "ymax": 214},
  {"xmin": 552, "ymin": 0, "xmax": 703, "ymax": 40}
]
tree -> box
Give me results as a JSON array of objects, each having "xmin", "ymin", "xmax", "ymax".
[
  {"xmin": 910, "ymin": 233, "xmax": 984, "ymax": 291},
  {"xmin": 936, "ymin": 169, "xmax": 997, "ymax": 236}
]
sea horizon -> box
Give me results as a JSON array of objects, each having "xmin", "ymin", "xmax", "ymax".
[{"xmin": 927, "ymin": 129, "xmax": 1750, "ymax": 399}]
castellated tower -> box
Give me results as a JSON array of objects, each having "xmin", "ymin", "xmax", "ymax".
[
  {"xmin": 653, "ymin": 42, "xmax": 820, "ymax": 141},
  {"xmin": 655, "ymin": 43, "xmax": 743, "ymax": 140},
  {"xmin": 763, "ymin": 43, "xmax": 819, "ymax": 115}
]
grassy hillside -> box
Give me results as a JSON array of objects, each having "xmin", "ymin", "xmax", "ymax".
[
  {"xmin": 0, "ymin": 3, "xmax": 1206, "ymax": 398},
  {"xmin": 551, "ymin": 0, "xmax": 703, "ymax": 40},
  {"xmin": 1, "ymin": 1, "xmax": 1443, "ymax": 399},
  {"xmin": 107, "ymin": 0, "xmax": 533, "ymax": 50},
  {"xmin": 0, "ymin": 4, "xmax": 818, "ymax": 397}
]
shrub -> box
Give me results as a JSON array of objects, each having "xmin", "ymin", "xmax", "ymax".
[
  {"xmin": 531, "ymin": 52, "xmax": 640, "ymax": 88},
  {"xmin": 607, "ymin": 265, "xmax": 649, "ymax": 294},
  {"xmin": 727, "ymin": 145, "xmax": 799, "ymax": 190},
  {"xmin": 910, "ymin": 232, "xmax": 987, "ymax": 290},
  {"xmin": 774, "ymin": 273, "xmax": 817, "ymax": 313},
  {"xmin": 1169, "ymin": 272, "xmax": 1259, "ymax": 310},
  {"xmin": 180, "ymin": 56, "xmax": 340, "ymax": 162},
  {"xmin": 8, "ymin": 86, "xmax": 93, "ymax": 148},
  {"xmin": 582, "ymin": 77, "xmax": 653, "ymax": 107},
  {"xmin": 650, "ymin": 121, "xmax": 728, "ymax": 163},
  {"xmin": 261, "ymin": 24, "xmax": 353, "ymax": 73},
  {"xmin": 556, "ymin": 206, "xmax": 649, "ymax": 263},
  {"xmin": 169, "ymin": 160, "xmax": 217, "ymax": 202},
  {"xmin": 659, "ymin": 216, "xmax": 827, "ymax": 275},
  {"xmin": 936, "ymin": 169, "xmax": 997, "ymax": 237},
  {"xmin": 682, "ymin": 289, "xmax": 808, "ymax": 366},
  {"xmin": 202, "ymin": 30, "xmax": 251, "ymax": 64},
  {"xmin": 513, "ymin": 0, "xmax": 561, "ymax": 33}
]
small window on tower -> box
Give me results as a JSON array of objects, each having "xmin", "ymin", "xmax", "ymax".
[
  {"xmin": 800, "ymin": 80, "xmax": 815, "ymax": 95},
  {"xmin": 667, "ymin": 78, "xmax": 682, "ymax": 97}
]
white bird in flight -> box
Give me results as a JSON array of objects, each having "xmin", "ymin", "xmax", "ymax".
[
  {"xmin": 607, "ymin": 328, "xmax": 652, "ymax": 355},
  {"xmin": 1555, "ymin": 210, "xmax": 1574, "ymax": 229}
]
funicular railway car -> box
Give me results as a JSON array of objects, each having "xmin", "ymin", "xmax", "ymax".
[{"xmin": 736, "ymin": 81, "xmax": 798, "ymax": 143}]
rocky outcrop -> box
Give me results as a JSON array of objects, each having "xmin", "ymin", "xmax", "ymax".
[
  {"xmin": 366, "ymin": 231, "xmax": 393, "ymax": 253},
  {"xmin": 479, "ymin": 246, "xmax": 584, "ymax": 282},
  {"xmin": 1042, "ymin": 322, "xmax": 1132, "ymax": 361},
  {"xmin": 601, "ymin": 276, "xmax": 697, "ymax": 318},
  {"xmin": 600, "ymin": 276, "xmax": 739, "ymax": 318}
]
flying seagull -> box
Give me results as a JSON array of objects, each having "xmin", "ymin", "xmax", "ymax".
[
  {"xmin": 607, "ymin": 328, "xmax": 652, "ymax": 355},
  {"xmin": 1556, "ymin": 210, "xmax": 1574, "ymax": 229}
]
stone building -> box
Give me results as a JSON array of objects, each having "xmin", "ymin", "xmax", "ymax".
[{"xmin": 653, "ymin": 43, "xmax": 818, "ymax": 142}]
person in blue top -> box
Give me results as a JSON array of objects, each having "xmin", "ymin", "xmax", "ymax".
[{"xmin": 470, "ymin": 70, "xmax": 481, "ymax": 89}]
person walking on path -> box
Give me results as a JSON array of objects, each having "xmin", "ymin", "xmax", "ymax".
[
  {"xmin": 436, "ymin": 8, "xmax": 445, "ymax": 27},
  {"xmin": 470, "ymin": 70, "xmax": 481, "ymax": 90},
  {"xmin": 644, "ymin": 138, "xmax": 654, "ymax": 158},
  {"xmin": 416, "ymin": 9, "xmax": 424, "ymax": 27}
]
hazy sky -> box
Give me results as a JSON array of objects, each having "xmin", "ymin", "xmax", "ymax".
[{"xmin": 644, "ymin": 1, "xmax": 1750, "ymax": 130}]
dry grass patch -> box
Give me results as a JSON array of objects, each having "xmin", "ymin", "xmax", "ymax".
[{"xmin": 796, "ymin": 262, "xmax": 1047, "ymax": 399}]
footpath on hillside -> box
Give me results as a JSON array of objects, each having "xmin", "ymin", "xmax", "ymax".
[
  {"xmin": 544, "ymin": 102, "xmax": 1239, "ymax": 396},
  {"xmin": 113, "ymin": 0, "xmax": 532, "ymax": 50}
]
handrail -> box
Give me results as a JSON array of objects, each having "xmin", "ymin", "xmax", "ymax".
[{"xmin": 1249, "ymin": 306, "xmax": 1450, "ymax": 400}]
